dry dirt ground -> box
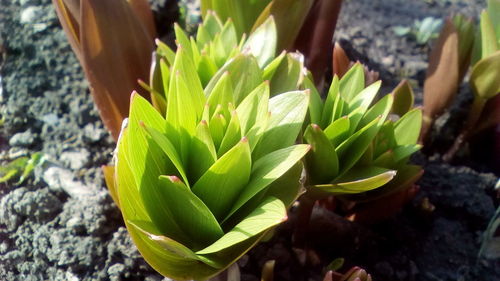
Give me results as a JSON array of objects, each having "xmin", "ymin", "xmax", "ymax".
[{"xmin": 0, "ymin": 0, "xmax": 498, "ymax": 280}]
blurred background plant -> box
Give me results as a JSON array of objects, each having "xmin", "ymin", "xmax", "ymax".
[
  {"xmin": 52, "ymin": 0, "xmax": 156, "ymax": 140},
  {"xmin": 419, "ymin": 0, "xmax": 500, "ymax": 167},
  {"xmin": 201, "ymin": 0, "xmax": 343, "ymax": 85},
  {"xmin": 0, "ymin": 152, "xmax": 44, "ymax": 185},
  {"xmin": 393, "ymin": 16, "xmax": 443, "ymax": 45}
]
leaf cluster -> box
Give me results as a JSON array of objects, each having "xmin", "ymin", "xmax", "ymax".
[
  {"xmin": 421, "ymin": 0, "xmax": 500, "ymax": 160},
  {"xmin": 112, "ymin": 15, "xmax": 311, "ymax": 280},
  {"xmin": 305, "ymin": 64, "xmax": 422, "ymax": 202}
]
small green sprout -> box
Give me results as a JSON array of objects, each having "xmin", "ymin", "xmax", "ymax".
[
  {"xmin": 394, "ymin": 16, "xmax": 443, "ymax": 45},
  {"xmin": 0, "ymin": 152, "xmax": 44, "ymax": 184}
]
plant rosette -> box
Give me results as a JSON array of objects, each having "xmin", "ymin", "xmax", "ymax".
[
  {"xmin": 304, "ymin": 63, "xmax": 423, "ymax": 221},
  {"xmin": 108, "ymin": 15, "xmax": 311, "ymax": 280}
]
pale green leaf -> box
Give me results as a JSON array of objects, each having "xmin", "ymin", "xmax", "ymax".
[
  {"xmin": 339, "ymin": 63, "xmax": 365, "ymax": 103},
  {"xmin": 313, "ymin": 166, "xmax": 396, "ymax": 195},
  {"xmin": 394, "ymin": 108, "xmax": 422, "ymax": 145},
  {"xmin": 156, "ymin": 176, "xmax": 224, "ymax": 250},
  {"xmin": 192, "ymin": 139, "xmax": 251, "ymax": 220},
  {"xmin": 218, "ymin": 111, "xmax": 242, "ymax": 157},
  {"xmin": 270, "ymin": 53, "xmax": 304, "ymax": 96},
  {"xmin": 142, "ymin": 124, "xmax": 189, "ymax": 186},
  {"xmin": 336, "ymin": 117, "xmax": 382, "ymax": 175},
  {"xmin": 304, "ymin": 124, "xmax": 339, "ymax": 183},
  {"xmin": 321, "ymin": 75, "xmax": 340, "ymax": 127},
  {"xmin": 207, "ymin": 71, "xmax": 234, "ymax": 115},
  {"xmin": 263, "ymin": 51, "xmax": 286, "ymax": 81},
  {"xmin": 243, "ymin": 16, "xmax": 277, "ymax": 67},
  {"xmin": 224, "ymin": 144, "xmax": 310, "ymax": 223},
  {"xmin": 197, "ymin": 197, "xmax": 286, "ymax": 255},
  {"xmin": 470, "ymin": 50, "xmax": 500, "ymax": 100},
  {"xmin": 126, "ymin": 94, "xmax": 187, "ymax": 242},
  {"xmin": 253, "ymin": 90, "xmax": 310, "ymax": 160},
  {"xmin": 324, "ymin": 116, "xmax": 350, "ymax": 147},
  {"xmin": 236, "ymin": 81, "xmax": 270, "ymax": 134}
]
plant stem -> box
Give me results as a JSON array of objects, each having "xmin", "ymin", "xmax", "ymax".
[
  {"xmin": 444, "ymin": 96, "xmax": 486, "ymax": 161},
  {"xmin": 293, "ymin": 192, "xmax": 316, "ymax": 248}
]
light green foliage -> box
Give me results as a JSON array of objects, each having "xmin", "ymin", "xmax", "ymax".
[
  {"xmin": 304, "ymin": 63, "xmax": 422, "ymax": 201},
  {"xmin": 470, "ymin": 7, "xmax": 500, "ymax": 101},
  {"xmin": 394, "ymin": 16, "xmax": 443, "ymax": 45},
  {"xmin": 0, "ymin": 152, "xmax": 44, "ymax": 184},
  {"xmin": 115, "ymin": 14, "xmax": 310, "ymax": 280}
]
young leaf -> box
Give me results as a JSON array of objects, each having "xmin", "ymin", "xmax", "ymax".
[
  {"xmin": 209, "ymin": 113, "xmax": 226, "ymax": 149},
  {"xmin": 127, "ymin": 94, "xmax": 190, "ymax": 241},
  {"xmin": 323, "ymin": 116, "xmax": 350, "ymax": 148},
  {"xmin": 391, "ymin": 80, "xmax": 414, "ymax": 116},
  {"xmin": 339, "ymin": 63, "xmax": 365, "ymax": 103},
  {"xmin": 236, "ymin": 81, "xmax": 270, "ymax": 134},
  {"xmin": 243, "ymin": 16, "xmax": 277, "ymax": 67},
  {"xmin": 157, "ymin": 176, "xmax": 224, "ymax": 250},
  {"xmin": 394, "ymin": 108, "xmax": 423, "ymax": 146},
  {"xmin": 224, "ymin": 144, "xmax": 310, "ymax": 223},
  {"xmin": 393, "ymin": 144, "xmax": 422, "ymax": 163},
  {"xmin": 303, "ymin": 75, "xmax": 323, "ymax": 125},
  {"xmin": 252, "ymin": 0, "xmax": 314, "ymax": 51},
  {"xmin": 253, "ymin": 90, "xmax": 310, "ymax": 160},
  {"xmin": 336, "ymin": 117, "xmax": 382, "ymax": 175},
  {"xmin": 218, "ymin": 111, "xmax": 242, "ymax": 157},
  {"xmin": 197, "ymin": 196, "xmax": 286, "ymax": 255},
  {"xmin": 189, "ymin": 121, "xmax": 217, "ymax": 184},
  {"xmin": 321, "ymin": 75, "xmax": 341, "ymax": 127},
  {"xmin": 358, "ymin": 93, "xmax": 394, "ymax": 129},
  {"xmin": 304, "ymin": 124, "xmax": 339, "ymax": 183},
  {"xmin": 142, "ymin": 124, "xmax": 189, "ymax": 186},
  {"xmin": 263, "ymin": 51, "xmax": 286, "ymax": 81},
  {"xmin": 192, "ymin": 139, "xmax": 252, "ymax": 220},
  {"xmin": 312, "ymin": 167, "xmax": 396, "ymax": 195},
  {"xmin": 207, "ymin": 71, "xmax": 234, "ymax": 114},
  {"xmin": 205, "ymin": 54, "xmax": 263, "ymax": 105},
  {"xmin": 170, "ymin": 45, "xmax": 206, "ymax": 119},
  {"xmin": 479, "ymin": 11, "xmax": 498, "ymax": 60},
  {"xmin": 470, "ymin": 51, "xmax": 500, "ymax": 100},
  {"xmin": 270, "ymin": 53, "xmax": 304, "ymax": 96},
  {"xmin": 348, "ymin": 80, "xmax": 381, "ymax": 114}
]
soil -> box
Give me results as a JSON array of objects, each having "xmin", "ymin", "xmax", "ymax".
[{"xmin": 0, "ymin": 0, "xmax": 498, "ymax": 281}]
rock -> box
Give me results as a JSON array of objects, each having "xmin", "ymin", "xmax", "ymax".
[
  {"xmin": 42, "ymin": 166, "xmax": 93, "ymax": 197},
  {"xmin": 13, "ymin": 188, "xmax": 61, "ymax": 222},
  {"xmin": 60, "ymin": 149, "xmax": 90, "ymax": 170},
  {"xmin": 108, "ymin": 263, "xmax": 126, "ymax": 281},
  {"xmin": 83, "ymin": 123, "xmax": 105, "ymax": 143},
  {"xmin": 9, "ymin": 130, "xmax": 35, "ymax": 147},
  {"xmin": 20, "ymin": 6, "xmax": 44, "ymax": 24},
  {"xmin": 0, "ymin": 188, "xmax": 26, "ymax": 231}
]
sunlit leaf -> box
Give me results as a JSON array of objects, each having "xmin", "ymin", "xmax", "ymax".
[
  {"xmin": 304, "ymin": 124, "xmax": 339, "ymax": 183},
  {"xmin": 192, "ymin": 139, "xmax": 251, "ymax": 220}
]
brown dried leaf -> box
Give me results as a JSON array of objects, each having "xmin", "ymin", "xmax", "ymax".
[
  {"xmin": 252, "ymin": 0, "xmax": 314, "ymax": 52},
  {"xmin": 294, "ymin": 0, "xmax": 343, "ymax": 83},
  {"xmin": 102, "ymin": 165, "xmax": 120, "ymax": 208},
  {"xmin": 81, "ymin": 0, "xmax": 154, "ymax": 140},
  {"xmin": 52, "ymin": 0, "xmax": 82, "ymax": 61},
  {"xmin": 422, "ymin": 19, "xmax": 460, "ymax": 142},
  {"xmin": 128, "ymin": 0, "xmax": 157, "ymax": 39},
  {"xmin": 332, "ymin": 42, "xmax": 350, "ymax": 78}
]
